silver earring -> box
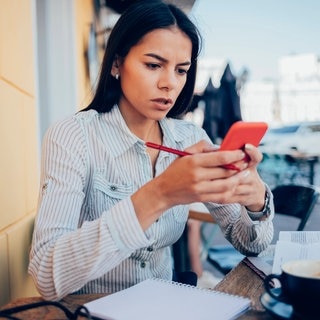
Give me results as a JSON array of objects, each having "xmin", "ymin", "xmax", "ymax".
[{"xmin": 115, "ymin": 74, "xmax": 119, "ymax": 80}]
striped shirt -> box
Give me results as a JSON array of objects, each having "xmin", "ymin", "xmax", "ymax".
[{"xmin": 28, "ymin": 107, "xmax": 274, "ymax": 300}]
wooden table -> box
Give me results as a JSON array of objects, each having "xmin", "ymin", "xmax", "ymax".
[
  {"xmin": 215, "ymin": 260, "xmax": 272, "ymax": 319},
  {"xmin": 0, "ymin": 260, "xmax": 273, "ymax": 319}
]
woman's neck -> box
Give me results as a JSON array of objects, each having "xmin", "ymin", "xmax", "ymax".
[
  {"xmin": 119, "ymin": 109, "xmax": 162, "ymax": 143},
  {"xmin": 133, "ymin": 121, "xmax": 162, "ymax": 145}
]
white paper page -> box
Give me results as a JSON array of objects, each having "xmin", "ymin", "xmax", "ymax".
[
  {"xmin": 246, "ymin": 245, "xmax": 275, "ymax": 276},
  {"xmin": 279, "ymin": 231, "xmax": 320, "ymax": 243},
  {"xmin": 272, "ymin": 241, "xmax": 320, "ymax": 274},
  {"xmin": 247, "ymin": 257, "xmax": 273, "ymax": 275},
  {"xmin": 84, "ymin": 278, "xmax": 250, "ymax": 320}
]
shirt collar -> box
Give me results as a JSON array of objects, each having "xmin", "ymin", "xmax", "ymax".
[{"xmin": 103, "ymin": 106, "xmax": 192, "ymax": 157}]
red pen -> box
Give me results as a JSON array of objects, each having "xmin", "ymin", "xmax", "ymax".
[
  {"xmin": 145, "ymin": 142, "xmax": 191, "ymax": 157},
  {"xmin": 145, "ymin": 142, "xmax": 240, "ymax": 171}
]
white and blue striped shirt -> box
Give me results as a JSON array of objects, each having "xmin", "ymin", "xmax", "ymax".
[{"xmin": 29, "ymin": 106, "xmax": 274, "ymax": 300}]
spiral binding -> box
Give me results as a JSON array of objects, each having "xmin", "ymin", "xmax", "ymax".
[{"xmin": 152, "ymin": 277, "xmax": 249, "ymax": 301}]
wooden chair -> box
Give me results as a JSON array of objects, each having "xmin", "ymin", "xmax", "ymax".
[
  {"xmin": 188, "ymin": 210, "xmax": 216, "ymax": 224},
  {"xmin": 188, "ymin": 210, "xmax": 218, "ymax": 259},
  {"xmin": 172, "ymin": 208, "xmax": 218, "ymax": 273},
  {"xmin": 272, "ymin": 184, "xmax": 319, "ymax": 231}
]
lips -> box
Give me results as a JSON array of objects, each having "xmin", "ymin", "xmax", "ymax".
[{"xmin": 151, "ymin": 98, "xmax": 173, "ymax": 105}]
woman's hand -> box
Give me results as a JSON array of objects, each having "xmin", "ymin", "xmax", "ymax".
[
  {"xmin": 162, "ymin": 142, "xmax": 266, "ymax": 210},
  {"xmin": 132, "ymin": 141, "xmax": 266, "ymax": 229},
  {"xmin": 231, "ymin": 144, "xmax": 266, "ymax": 212},
  {"xmin": 154, "ymin": 141, "xmax": 252, "ymax": 205}
]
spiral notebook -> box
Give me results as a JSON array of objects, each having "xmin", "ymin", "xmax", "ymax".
[{"xmin": 84, "ymin": 278, "xmax": 251, "ymax": 320}]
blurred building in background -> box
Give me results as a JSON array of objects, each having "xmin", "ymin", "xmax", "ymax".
[
  {"xmin": 242, "ymin": 53, "xmax": 320, "ymax": 125},
  {"xmin": 278, "ymin": 53, "xmax": 320, "ymax": 124},
  {"xmin": 197, "ymin": 53, "xmax": 320, "ymax": 126}
]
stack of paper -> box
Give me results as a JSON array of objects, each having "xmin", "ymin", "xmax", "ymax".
[{"xmin": 272, "ymin": 231, "xmax": 320, "ymax": 274}]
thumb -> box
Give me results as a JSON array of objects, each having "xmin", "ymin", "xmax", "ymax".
[{"xmin": 244, "ymin": 143, "xmax": 263, "ymax": 163}]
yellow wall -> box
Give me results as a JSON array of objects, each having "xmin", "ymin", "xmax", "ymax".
[
  {"xmin": 0, "ymin": 0, "xmax": 95, "ymax": 307},
  {"xmin": 0, "ymin": 0, "xmax": 39, "ymax": 306}
]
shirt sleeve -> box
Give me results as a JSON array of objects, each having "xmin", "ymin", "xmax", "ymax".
[
  {"xmin": 28, "ymin": 117, "xmax": 152, "ymax": 300},
  {"xmin": 204, "ymin": 185, "xmax": 274, "ymax": 256},
  {"xmin": 188, "ymin": 122, "xmax": 275, "ymax": 256}
]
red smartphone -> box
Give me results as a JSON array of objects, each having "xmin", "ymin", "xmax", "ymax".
[
  {"xmin": 219, "ymin": 121, "xmax": 268, "ymax": 169},
  {"xmin": 220, "ymin": 121, "xmax": 268, "ymax": 151}
]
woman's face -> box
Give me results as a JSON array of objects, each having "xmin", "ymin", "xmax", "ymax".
[{"xmin": 116, "ymin": 27, "xmax": 192, "ymax": 123}]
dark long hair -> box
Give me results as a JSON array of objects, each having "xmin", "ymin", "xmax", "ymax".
[{"xmin": 83, "ymin": 0, "xmax": 202, "ymax": 118}]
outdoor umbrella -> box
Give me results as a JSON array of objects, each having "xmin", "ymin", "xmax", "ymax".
[
  {"xmin": 218, "ymin": 63, "xmax": 242, "ymax": 138},
  {"xmin": 201, "ymin": 63, "xmax": 242, "ymax": 143},
  {"xmin": 201, "ymin": 77, "xmax": 221, "ymax": 143}
]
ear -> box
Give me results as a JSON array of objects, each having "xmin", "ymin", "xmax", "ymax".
[{"xmin": 111, "ymin": 56, "xmax": 121, "ymax": 77}]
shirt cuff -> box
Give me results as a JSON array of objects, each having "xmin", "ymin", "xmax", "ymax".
[
  {"xmin": 247, "ymin": 187, "xmax": 272, "ymax": 221},
  {"xmin": 104, "ymin": 198, "xmax": 153, "ymax": 251}
]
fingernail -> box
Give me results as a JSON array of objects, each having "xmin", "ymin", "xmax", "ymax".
[
  {"xmin": 242, "ymin": 170, "xmax": 250, "ymax": 178},
  {"xmin": 245, "ymin": 144, "xmax": 254, "ymax": 150}
]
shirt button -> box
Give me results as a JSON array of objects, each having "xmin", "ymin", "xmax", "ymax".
[
  {"xmin": 140, "ymin": 262, "xmax": 146, "ymax": 268},
  {"xmin": 110, "ymin": 185, "xmax": 117, "ymax": 191},
  {"xmin": 147, "ymin": 247, "xmax": 153, "ymax": 252},
  {"xmin": 155, "ymin": 219, "xmax": 159, "ymax": 222}
]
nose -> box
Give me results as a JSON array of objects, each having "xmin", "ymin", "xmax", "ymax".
[{"xmin": 158, "ymin": 69, "xmax": 177, "ymax": 91}]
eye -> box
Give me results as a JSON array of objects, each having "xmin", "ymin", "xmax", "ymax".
[
  {"xmin": 177, "ymin": 68, "xmax": 188, "ymax": 75},
  {"xmin": 146, "ymin": 63, "xmax": 161, "ymax": 70}
]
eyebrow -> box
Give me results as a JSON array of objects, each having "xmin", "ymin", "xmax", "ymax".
[{"xmin": 144, "ymin": 53, "xmax": 191, "ymax": 66}]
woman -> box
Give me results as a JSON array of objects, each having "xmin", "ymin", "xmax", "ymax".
[{"xmin": 29, "ymin": 0, "xmax": 274, "ymax": 301}]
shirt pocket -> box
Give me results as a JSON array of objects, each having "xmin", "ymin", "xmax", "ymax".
[{"xmin": 90, "ymin": 171, "xmax": 134, "ymax": 218}]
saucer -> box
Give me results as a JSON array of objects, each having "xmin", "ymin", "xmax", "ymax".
[{"xmin": 260, "ymin": 288, "xmax": 293, "ymax": 319}]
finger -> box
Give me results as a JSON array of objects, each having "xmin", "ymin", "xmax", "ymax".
[
  {"xmin": 229, "ymin": 159, "xmax": 249, "ymax": 171},
  {"xmin": 184, "ymin": 140, "xmax": 217, "ymax": 154},
  {"xmin": 188, "ymin": 178, "xmax": 239, "ymax": 203},
  {"xmin": 193, "ymin": 149, "xmax": 247, "ymax": 169},
  {"xmin": 178, "ymin": 156, "xmax": 243, "ymax": 183},
  {"xmin": 244, "ymin": 144, "xmax": 263, "ymax": 163}
]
